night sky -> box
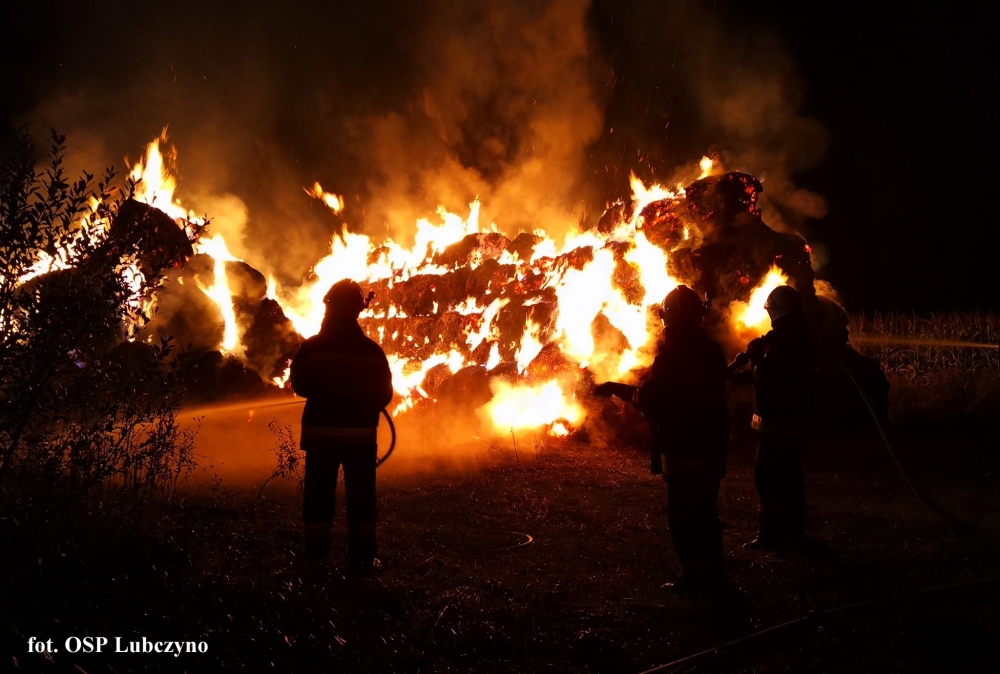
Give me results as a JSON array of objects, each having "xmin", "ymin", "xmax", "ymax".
[
  {"xmin": 756, "ymin": 3, "xmax": 999, "ymax": 313},
  {"xmin": 1, "ymin": 0, "xmax": 996, "ymax": 312}
]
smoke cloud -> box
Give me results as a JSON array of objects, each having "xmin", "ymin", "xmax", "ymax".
[
  {"xmin": 588, "ymin": 0, "xmax": 829, "ymax": 234},
  {"xmin": 339, "ymin": 0, "xmax": 606, "ymax": 247},
  {"xmin": 7, "ymin": 0, "xmax": 829, "ymax": 279}
]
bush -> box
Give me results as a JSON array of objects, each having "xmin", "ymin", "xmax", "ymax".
[{"xmin": 0, "ymin": 129, "xmax": 199, "ymax": 520}]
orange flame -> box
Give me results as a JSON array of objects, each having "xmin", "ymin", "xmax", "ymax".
[
  {"xmin": 88, "ymin": 135, "xmax": 815, "ymax": 440},
  {"xmin": 482, "ymin": 379, "xmax": 583, "ymax": 436},
  {"xmin": 305, "ymin": 182, "xmax": 345, "ymax": 214},
  {"xmin": 193, "ymin": 234, "xmax": 242, "ymax": 357},
  {"xmin": 733, "ymin": 265, "xmax": 789, "ymax": 337}
]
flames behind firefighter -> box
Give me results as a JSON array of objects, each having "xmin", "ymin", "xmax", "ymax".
[
  {"xmin": 729, "ymin": 284, "xmax": 815, "ymax": 550},
  {"xmin": 290, "ymin": 279, "xmax": 393, "ymax": 570},
  {"xmin": 594, "ymin": 285, "xmax": 731, "ymax": 598}
]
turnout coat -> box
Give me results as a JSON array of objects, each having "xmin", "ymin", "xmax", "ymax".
[
  {"xmin": 290, "ymin": 320, "xmax": 393, "ymax": 446},
  {"xmin": 634, "ymin": 323, "xmax": 731, "ymax": 480},
  {"xmin": 731, "ymin": 316, "xmax": 815, "ymax": 436}
]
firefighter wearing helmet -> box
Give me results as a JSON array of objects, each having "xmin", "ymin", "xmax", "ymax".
[
  {"xmin": 729, "ymin": 284, "xmax": 815, "ymax": 550},
  {"xmin": 289, "ymin": 279, "xmax": 393, "ymax": 571},
  {"xmin": 594, "ymin": 285, "xmax": 732, "ymax": 598}
]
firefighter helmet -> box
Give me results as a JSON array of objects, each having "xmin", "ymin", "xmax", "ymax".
[
  {"xmin": 764, "ymin": 285, "xmax": 803, "ymax": 321},
  {"xmin": 660, "ymin": 285, "xmax": 707, "ymax": 326},
  {"xmin": 323, "ymin": 279, "xmax": 366, "ymax": 317}
]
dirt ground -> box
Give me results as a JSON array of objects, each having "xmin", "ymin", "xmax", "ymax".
[{"xmin": 3, "ymin": 415, "xmax": 999, "ymax": 673}]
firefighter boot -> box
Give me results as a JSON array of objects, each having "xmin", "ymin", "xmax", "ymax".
[
  {"xmin": 348, "ymin": 520, "xmax": 379, "ymax": 574},
  {"xmin": 745, "ymin": 499, "xmax": 785, "ymax": 551}
]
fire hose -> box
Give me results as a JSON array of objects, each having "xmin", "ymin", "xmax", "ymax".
[
  {"xmin": 376, "ymin": 407, "xmax": 397, "ymax": 468},
  {"xmin": 817, "ymin": 345, "xmax": 969, "ymax": 528},
  {"xmin": 637, "ymin": 573, "xmax": 1000, "ymax": 674},
  {"xmin": 232, "ymin": 398, "xmax": 397, "ymax": 468},
  {"xmin": 729, "ymin": 344, "xmax": 971, "ymax": 528}
]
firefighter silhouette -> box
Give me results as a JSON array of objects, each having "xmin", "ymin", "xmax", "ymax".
[
  {"xmin": 729, "ymin": 285, "xmax": 815, "ymax": 550},
  {"xmin": 595, "ymin": 285, "xmax": 731, "ymax": 597},
  {"xmin": 290, "ymin": 279, "xmax": 393, "ymax": 570}
]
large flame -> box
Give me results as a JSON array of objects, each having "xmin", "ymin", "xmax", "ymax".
[
  {"xmin": 122, "ymin": 142, "xmax": 738, "ymax": 435},
  {"xmin": 20, "ymin": 132, "xmax": 810, "ymax": 440},
  {"xmin": 733, "ymin": 265, "xmax": 789, "ymax": 337},
  {"xmin": 193, "ymin": 234, "xmax": 242, "ymax": 356},
  {"xmin": 305, "ymin": 182, "xmax": 344, "ymax": 214},
  {"xmin": 130, "ymin": 130, "xmax": 204, "ymax": 240},
  {"xmin": 482, "ymin": 379, "xmax": 583, "ymax": 434}
]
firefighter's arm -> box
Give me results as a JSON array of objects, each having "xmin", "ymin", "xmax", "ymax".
[
  {"xmin": 592, "ymin": 381, "xmax": 638, "ymax": 402},
  {"xmin": 727, "ymin": 351, "xmax": 752, "ymax": 385},
  {"xmin": 289, "ymin": 342, "xmax": 317, "ymax": 398}
]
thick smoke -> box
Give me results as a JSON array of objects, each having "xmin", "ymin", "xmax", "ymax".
[
  {"xmin": 589, "ymin": 0, "xmax": 828, "ymax": 235},
  {"xmin": 346, "ymin": 0, "xmax": 605, "ymax": 245},
  {"xmin": 682, "ymin": 10, "xmax": 830, "ymax": 234},
  {"xmin": 10, "ymin": 0, "xmax": 608, "ymax": 283},
  {"xmin": 9, "ymin": 0, "xmax": 828, "ymax": 280}
]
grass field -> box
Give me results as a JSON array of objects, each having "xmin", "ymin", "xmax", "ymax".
[
  {"xmin": 4, "ymin": 409, "xmax": 999, "ymax": 673},
  {"xmin": 4, "ymin": 312, "xmax": 999, "ymax": 672}
]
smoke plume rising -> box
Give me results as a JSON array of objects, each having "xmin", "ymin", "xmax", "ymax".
[{"xmin": 8, "ymin": 0, "xmax": 828, "ymax": 281}]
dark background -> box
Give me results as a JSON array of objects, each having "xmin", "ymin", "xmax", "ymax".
[
  {"xmin": 760, "ymin": 3, "xmax": 998, "ymax": 312},
  {"xmin": 1, "ymin": 0, "xmax": 995, "ymax": 312}
]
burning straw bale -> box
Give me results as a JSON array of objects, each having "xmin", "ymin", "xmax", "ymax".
[
  {"xmin": 141, "ymin": 253, "xmax": 301, "ymax": 384},
  {"xmin": 652, "ymin": 173, "xmax": 816, "ymax": 312},
  {"xmin": 215, "ymin": 172, "xmax": 825, "ymax": 431},
  {"xmin": 433, "ymin": 232, "xmax": 510, "ymax": 267},
  {"xmin": 109, "ymin": 138, "xmax": 859, "ymax": 437},
  {"xmin": 241, "ymin": 298, "xmax": 302, "ymax": 379},
  {"xmin": 506, "ymin": 232, "xmax": 544, "ymax": 260},
  {"xmin": 110, "ymin": 199, "xmax": 195, "ymax": 276}
]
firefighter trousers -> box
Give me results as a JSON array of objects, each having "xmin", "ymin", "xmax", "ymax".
[
  {"xmin": 302, "ymin": 442, "xmax": 378, "ymax": 565},
  {"xmin": 754, "ymin": 434, "xmax": 807, "ymax": 542},
  {"xmin": 665, "ymin": 476, "xmax": 726, "ymax": 589}
]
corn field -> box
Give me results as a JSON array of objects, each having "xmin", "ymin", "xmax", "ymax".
[
  {"xmin": 850, "ymin": 312, "xmax": 999, "ymax": 375},
  {"xmin": 849, "ymin": 312, "xmax": 1000, "ymax": 423}
]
